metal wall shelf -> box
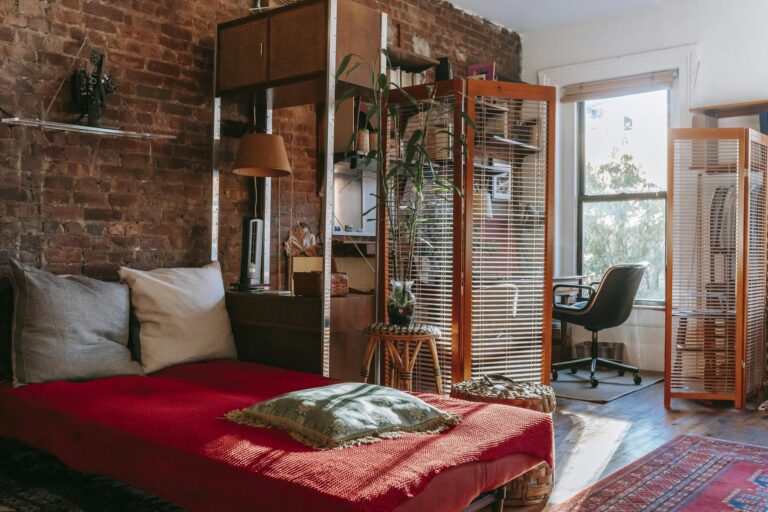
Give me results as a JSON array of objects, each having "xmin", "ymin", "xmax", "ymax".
[{"xmin": 2, "ymin": 117, "xmax": 177, "ymax": 141}]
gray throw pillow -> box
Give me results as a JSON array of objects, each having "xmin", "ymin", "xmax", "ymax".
[
  {"xmin": 10, "ymin": 260, "xmax": 144, "ymax": 386},
  {"xmin": 227, "ymin": 382, "xmax": 462, "ymax": 449}
]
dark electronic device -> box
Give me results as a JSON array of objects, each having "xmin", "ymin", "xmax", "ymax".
[
  {"xmin": 436, "ymin": 57, "xmax": 453, "ymax": 81},
  {"xmin": 70, "ymin": 49, "xmax": 118, "ymax": 127}
]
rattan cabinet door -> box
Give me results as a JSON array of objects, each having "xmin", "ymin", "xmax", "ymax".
[{"xmin": 217, "ymin": 18, "xmax": 268, "ymax": 93}]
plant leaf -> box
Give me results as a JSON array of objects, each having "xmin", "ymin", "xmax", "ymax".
[
  {"xmin": 462, "ymin": 111, "xmax": 476, "ymax": 131},
  {"xmin": 335, "ymin": 87, "xmax": 358, "ymax": 112},
  {"xmin": 335, "ymin": 54, "xmax": 352, "ymax": 81}
]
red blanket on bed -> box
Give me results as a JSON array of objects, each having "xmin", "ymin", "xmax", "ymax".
[{"xmin": 0, "ymin": 361, "xmax": 553, "ymax": 511}]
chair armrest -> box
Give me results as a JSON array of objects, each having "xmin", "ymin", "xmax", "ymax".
[{"xmin": 553, "ymin": 284, "xmax": 596, "ymax": 306}]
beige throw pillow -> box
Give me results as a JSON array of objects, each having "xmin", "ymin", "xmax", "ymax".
[{"xmin": 118, "ymin": 261, "xmax": 237, "ymax": 373}]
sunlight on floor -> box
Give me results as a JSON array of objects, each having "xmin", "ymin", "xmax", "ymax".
[{"xmin": 549, "ymin": 412, "xmax": 631, "ymax": 504}]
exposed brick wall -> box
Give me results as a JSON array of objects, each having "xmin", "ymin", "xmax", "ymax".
[
  {"xmin": 221, "ymin": 0, "xmax": 522, "ymax": 288},
  {"xmin": 369, "ymin": 0, "xmax": 521, "ymax": 80},
  {"xmin": 1, "ymin": 0, "xmax": 519, "ymax": 286},
  {"xmin": 0, "ymin": 0, "xmax": 250, "ymax": 278}
]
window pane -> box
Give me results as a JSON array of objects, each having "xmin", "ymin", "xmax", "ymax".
[
  {"xmin": 584, "ymin": 89, "xmax": 668, "ymax": 195},
  {"xmin": 582, "ymin": 199, "xmax": 665, "ymax": 301}
]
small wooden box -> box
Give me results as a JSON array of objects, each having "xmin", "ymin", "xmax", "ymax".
[{"xmin": 293, "ymin": 271, "xmax": 349, "ymax": 297}]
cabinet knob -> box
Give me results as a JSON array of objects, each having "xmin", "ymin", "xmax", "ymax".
[{"xmin": 259, "ymin": 41, "xmax": 264, "ymax": 57}]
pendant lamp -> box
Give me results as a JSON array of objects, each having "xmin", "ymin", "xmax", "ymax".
[{"xmin": 232, "ymin": 133, "xmax": 292, "ymax": 177}]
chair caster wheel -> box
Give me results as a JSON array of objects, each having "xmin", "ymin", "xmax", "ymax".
[
  {"xmin": 618, "ymin": 369, "xmax": 625, "ymax": 376},
  {"xmin": 570, "ymin": 367, "xmax": 578, "ymax": 374},
  {"xmin": 590, "ymin": 377, "xmax": 599, "ymax": 388},
  {"xmin": 552, "ymin": 370, "xmax": 559, "ymax": 381},
  {"xmin": 633, "ymin": 374, "xmax": 642, "ymax": 385}
]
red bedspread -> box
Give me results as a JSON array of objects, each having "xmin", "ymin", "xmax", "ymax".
[{"xmin": 0, "ymin": 361, "xmax": 553, "ymax": 511}]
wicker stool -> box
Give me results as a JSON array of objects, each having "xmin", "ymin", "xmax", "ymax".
[
  {"xmin": 450, "ymin": 375, "xmax": 556, "ymax": 413},
  {"xmin": 451, "ymin": 375, "xmax": 555, "ymax": 509},
  {"xmin": 361, "ymin": 322, "xmax": 443, "ymax": 394}
]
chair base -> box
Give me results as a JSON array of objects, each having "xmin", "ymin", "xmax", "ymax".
[{"xmin": 551, "ymin": 331, "xmax": 642, "ymax": 388}]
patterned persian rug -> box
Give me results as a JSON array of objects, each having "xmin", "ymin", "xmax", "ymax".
[
  {"xmin": 0, "ymin": 438, "xmax": 182, "ymax": 512},
  {"xmin": 553, "ymin": 435, "xmax": 768, "ymax": 511}
]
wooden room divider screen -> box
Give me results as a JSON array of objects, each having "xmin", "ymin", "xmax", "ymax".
[
  {"xmin": 666, "ymin": 128, "xmax": 768, "ymax": 409},
  {"xmin": 379, "ymin": 79, "xmax": 555, "ymax": 392}
]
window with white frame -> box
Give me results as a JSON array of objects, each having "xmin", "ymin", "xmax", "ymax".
[{"xmin": 577, "ymin": 88, "xmax": 669, "ymax": 303}]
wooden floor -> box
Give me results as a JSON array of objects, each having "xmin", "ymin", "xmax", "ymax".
[{"xmin": 549, "ymin": 380, "xmax": 768, "ymax": 505}]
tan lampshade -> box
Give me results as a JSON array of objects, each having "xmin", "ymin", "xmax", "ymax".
[{"xmin": 232, "ymin": 133, "xmax": 292, "ymax": 177}]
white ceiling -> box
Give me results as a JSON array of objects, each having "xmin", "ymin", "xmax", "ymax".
[{"xmin": 447, "ymin": 0, "xmax": 687, "ymax": 33}]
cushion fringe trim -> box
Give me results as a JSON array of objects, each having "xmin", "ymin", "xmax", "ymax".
[{"xmin": 225, "ymin": 409, "xmax": 462, "ymax": 450}]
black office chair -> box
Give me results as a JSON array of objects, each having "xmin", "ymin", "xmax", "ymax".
[{"xmin": 552, "ymin": 263, "xmax": 648, "ymax": 388}]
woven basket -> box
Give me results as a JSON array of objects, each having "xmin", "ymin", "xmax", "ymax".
[
  {"xmin": 451, "ymin": 375, "xmax": 555, "ymax": 509},
  {"xmin": 450, "ymin": 375, "xmax": 556, "ymax": 414},
  {"xmin": 504, "ymin": 461, "xmax": 554, "ymax": 509}
]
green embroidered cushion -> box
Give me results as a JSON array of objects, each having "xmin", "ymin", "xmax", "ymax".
[{"xmin": 226, "ymin": 382, "xmax": 461, "ymax": 449}]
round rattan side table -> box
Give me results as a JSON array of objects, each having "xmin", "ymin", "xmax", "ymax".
[{"xmin": 360, "ymin": 322, "xmax": 443, "ymax": 394}]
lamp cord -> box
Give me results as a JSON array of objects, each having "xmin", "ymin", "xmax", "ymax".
[
  {"xmin": 289, "ymin": 113, "xmax": 295, "ymax": 247},
  {"xmin": 279, "ymin": 113, "xmax": 296, "ymax": 290},
  {"xmin": 277, "ymin": 165, "xmax": 282, "ymax": 289}
]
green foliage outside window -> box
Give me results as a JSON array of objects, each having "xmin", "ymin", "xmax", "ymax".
[{"xmin": 582, "ymin": 152, "xmax": 665, "ymax": 301}]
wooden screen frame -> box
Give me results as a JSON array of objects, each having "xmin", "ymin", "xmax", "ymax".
[
  {"xmin": 464, "ymin": 80, "xmax": 555, "ymax": 385},
  {"xmin": 665, "ymin": 128, "xmax": 768, "ymax": 409},
  {"xmin": 379, "ymin": 79, "xmax": 555, "ymax": 387}
]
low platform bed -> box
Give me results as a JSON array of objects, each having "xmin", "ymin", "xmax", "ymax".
[
  {"xmin": 0, "ymin": 267, "xmax": 553, "ymax": 511},
  {"xmin": 0, "ymin": 360, "xmax": 553, "ymax": 511}
]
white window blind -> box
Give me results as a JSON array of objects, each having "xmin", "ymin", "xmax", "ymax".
[
  {"xmin": 561, "ymin": 70, "xmax": 676, "ymax": 103},
  {"xmin": 385, "ymin": 93, "xmax": 456, "ymax": 392},
  {"xmin": 469, "ymin": 94, "xmax": 549, "ymax": 382}
]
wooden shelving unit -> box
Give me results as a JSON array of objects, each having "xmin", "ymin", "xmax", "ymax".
[
  {"xmin": 214, "ymin": 0, "xmax": 387, "ymax": 378},
  {"xmin": 386, "ymin": 46, "xmax": 438, "ymax": 73},
  {"xmin": 690, "ymin": 100, "xmax": 768, "ymax": 119}
]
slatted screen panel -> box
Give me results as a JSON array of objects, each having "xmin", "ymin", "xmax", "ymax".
[
  {"xmin": 746, "ymin": 138, "xmax": 768, "ymax": 396},
  {"xmin": 385, "ymin": 91, "xmax": 457, "ymax": 392},
  {"xmin": 469, "ymin": 94, "xmax": 549, "ymax": 382},
  {"xmin": 669, "ymin": 136, "xmax": 739, "ymax": 398}
]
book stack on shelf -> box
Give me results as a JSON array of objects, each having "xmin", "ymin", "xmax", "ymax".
[
  {"xmin": 387, "ymin": 46, "xmax": 438, "ymax": 89},
  {"xmin": 388, "ymin": 68, "xmax": 427, "ymax": 88}
]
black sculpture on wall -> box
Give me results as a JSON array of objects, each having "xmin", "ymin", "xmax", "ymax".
[{"xmin": 70, "ymin": 49, "xmax": 118, "ymax": 127}]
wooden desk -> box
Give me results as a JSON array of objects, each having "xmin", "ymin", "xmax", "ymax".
[{"xmin": 225, "ymin": 291, "xmax": 374, "ymax": 377}]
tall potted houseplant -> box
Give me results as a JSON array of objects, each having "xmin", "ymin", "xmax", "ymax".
[{"xmin": 336, "ymin": 52, "xmax": 466, "ymax": 326}]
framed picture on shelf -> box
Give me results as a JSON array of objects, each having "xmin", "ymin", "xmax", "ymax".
[
  {"xmin": 491, "ymin": 173, "xmax": 511, "ymax": 202},
  {"xmin": 467, "ymin": 62, "xmax": 496, "ymax": 80}
]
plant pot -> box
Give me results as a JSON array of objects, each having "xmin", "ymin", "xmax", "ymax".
[{"xmin": 387, "ymin": 279, "xmax": 416, "ymax": 327}]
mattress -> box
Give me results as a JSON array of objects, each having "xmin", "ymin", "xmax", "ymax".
[{"xmin": 0, "ymin": 360, "xmax": 553, "ymax": 511}]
